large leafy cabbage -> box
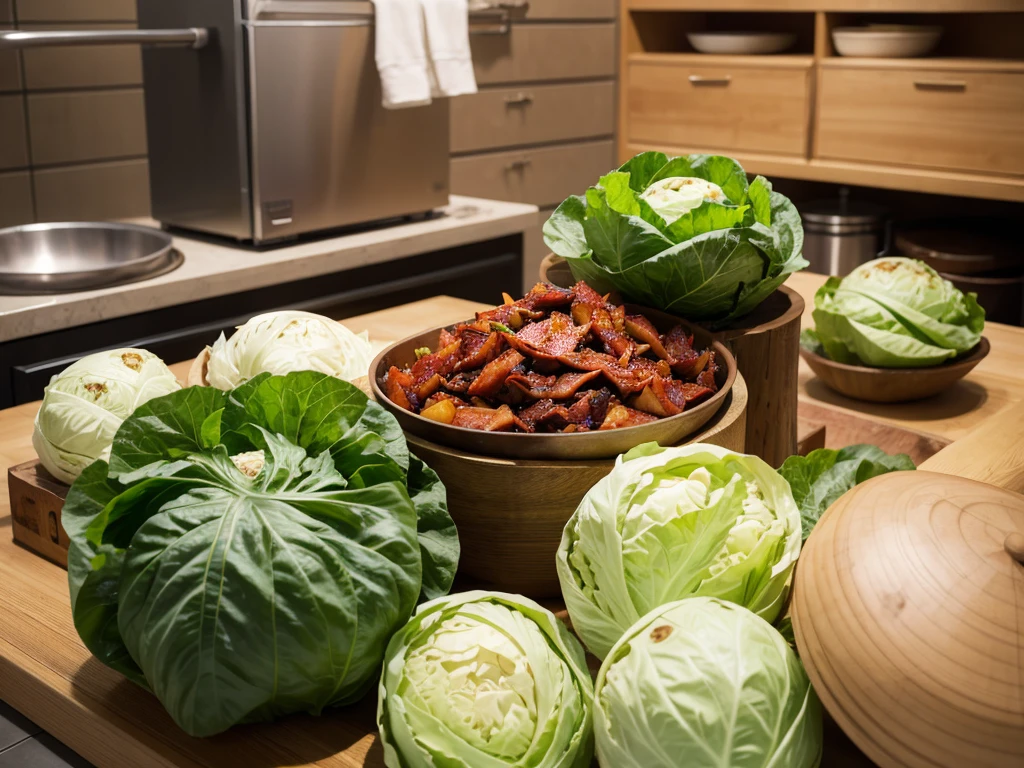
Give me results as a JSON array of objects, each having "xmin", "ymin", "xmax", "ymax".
[
  {"xmin": 807, "ymin": 257, "xmax": 985, "ymax": 368},
  {"xmin": 556, "ymin": 442, "xmax": 801, "ymax": 660},
  {"xmin": 778, "ymin": 443, "xmax": 915, "ymax": 540},
  {"xmin": 63, "ymin": 371, "xmax": 459, "ymax": 737},
  {"xmin": 594, "ymin": 597, "xmax": 823, "ymax": 768},
  {"xmin": 377, "ymin": 591, "xmax": 594, "ymax": 768},
  {"xmin": 543, "ymin": 152, "xmax": 808, "ymax": 323}
]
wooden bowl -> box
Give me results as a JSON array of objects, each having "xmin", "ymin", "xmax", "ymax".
[
  {"xmin": 185, "ymin": 347, "xmax": 371, "ymax": 395},
  {"xmin": 415, "ymin": 373, "xmax": 748, "ymax": 597},
  {"xmin": 800, "ymin": 338, "xmax": 990, "ymax": 403},
  {"xmin": 370, "ymin": 309, "xmax": 736, "ymax": 461},
  {"xmin": 791, "ymin": 470, "xmax": 1024, "ymax": 768}
]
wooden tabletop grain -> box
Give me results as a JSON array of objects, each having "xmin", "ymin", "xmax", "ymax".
[{"xmin": 1, "ymin": 287, "xmax": 1022, "ymax": 768}]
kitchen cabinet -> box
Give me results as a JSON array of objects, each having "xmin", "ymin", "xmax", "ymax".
[
  {"xmin": 457, "ymin": 7, "xmax": 618, "ymax": 288},
  {"xmin": 617, "ymin": 1, "xmax": 1024, "ymax": 202}
]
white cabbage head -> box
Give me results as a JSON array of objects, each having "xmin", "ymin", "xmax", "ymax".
[
  {"xmin": 556, "ymin": 442, "xmax": 802, "ymax": 660},
  {"xmin": 378, "ymin": 591, "xmax": 594, "ymax": 768},
  {"xmin": 205, "ymin": 310, "xmax": 374, "ymax": 389},
  {"xmin": 594, "ymin": 597, "xmax": 823, "ymax": 768},
  {"xmin": 640, "ymin": 176, "xmax": 727, "ymax": 225},
  {"xmin": 32, "ymin": 348, "xmax": 180, "ymax": 484}
]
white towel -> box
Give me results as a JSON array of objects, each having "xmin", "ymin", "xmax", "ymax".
[
  {"xmin": 421, "ymin": 0, "xmax": 478, "ymax": 98},
  {"xmin": 371, "ymin": 0, "xmax": 432, "ymax": 109}
]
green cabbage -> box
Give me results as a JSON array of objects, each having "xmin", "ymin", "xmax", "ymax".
[
  {"xmin": 62, "ymin": 371, "xmax": 458, "ymax": 737},
  {"xmin": 377, "ymin": 591, "xmax": 594, "ymax": 768},
  {"xmin": 778, "ymin": 444, "xmax": 915, "ymax": 539},
  {"xmin": 206, "ymin": 310, "xmax": 374, "ymax": 388},
  {"xmin": 556, "ymin": 443, "xmax": 801, "ymax": 660},
  {"xmin": 594, "ymin": 597, "xmax": 822, "ymax": 768},
  {"xmin": 32, "ymin": 348, "xmax": 181, "ymax": 484},
  {"xmin": 809, "ymin": 257, "xmax": 985, "ymax": 368},
  {"xmin": 542, "ymin": 152, "xmax": 807, "ymax": 323}
]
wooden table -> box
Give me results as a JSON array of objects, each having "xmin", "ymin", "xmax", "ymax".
[{"xmin": 1, "ymin": 289, "xmax": 1023, "ymax": 768}]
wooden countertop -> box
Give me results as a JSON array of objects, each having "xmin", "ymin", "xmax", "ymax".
[{"xmin": 1, "ymin": 285, "xmax": 1022, "ymax": 768}]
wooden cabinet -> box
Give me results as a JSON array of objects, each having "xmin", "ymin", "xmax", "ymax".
[
  {"xmin": 471, "ymin": 23, "xmax": 616, "ymax": 85},
  {"xmin": 451, "ymin": 81, "xmax": 616, "ymax": 154},
  {"xmin": 455, "ymin": 10, "xmax": 618, "ymax": 287},
  {"xmin": 816, "ymin": 67, "xmax": 1024, "ymax": 176},
  {"xmin": 628, "ymin": 56, "xmax": 811, "ymax": 156},
  {"xmin": 451, "ymin": 140, "xmax": 616, "ymax": 209}
]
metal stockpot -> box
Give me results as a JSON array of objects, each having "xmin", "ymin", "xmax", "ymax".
[{"xmin": 800, "ymin": 192, "xmax": 886, "ymax": 276}]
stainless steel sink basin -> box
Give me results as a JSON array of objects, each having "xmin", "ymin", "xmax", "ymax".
[{"xmin": 0, "ymin": 222, "xmax": 183, "ymax": 294}]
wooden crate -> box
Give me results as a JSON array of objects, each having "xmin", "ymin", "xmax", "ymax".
[{"xmin": 8, "ymin": 460, "xmax": 69, "ymax": 567}]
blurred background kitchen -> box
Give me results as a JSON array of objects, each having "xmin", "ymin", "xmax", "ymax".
[{"xmin": 1, "ymin": 0, "xmax": 1022, "ymax": 410}]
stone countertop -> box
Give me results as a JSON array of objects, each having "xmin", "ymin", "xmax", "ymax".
[{"xmin": 0, "ymin": 196, "xmax": 538, "ymax": 343}]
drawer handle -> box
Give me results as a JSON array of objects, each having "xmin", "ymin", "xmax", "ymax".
[
  {"xmin": 689, "ymin": 75, "xmax": 731, "ymax": 86},
  {"xmin": 913, "ymin": 79, "xmax": 967, "ymax": 92},
  {"xmin": 505, "ymin": 91, "xmax": 534, "ymax": 106},
  {"xmin": 505, "ymin": 158, "xmax": 532, "ymax": 171}
]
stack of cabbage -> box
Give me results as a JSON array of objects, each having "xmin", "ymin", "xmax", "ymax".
[
  {"xmin": 806, "ymin": 257, "xmax": 985, "ymax": 368},
  {"xmin": 543, "ymin": 152, "xmax": 808, "ymax": 323},
  {"xmin": 63, "ymin": 371, "xmax": 458, "ymax": 737},
  {"xmin": 376, "ymin": 444, "xmax": 824, "ymax": 768}
]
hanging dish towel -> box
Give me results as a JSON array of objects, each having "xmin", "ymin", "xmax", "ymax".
[
  {"xmin": 421, "ymin": 0, "xmax": 478, "ymax": 98},
  {"xmin": 371, "ymin": 0, "xmax": 432, "ymax": 109}
]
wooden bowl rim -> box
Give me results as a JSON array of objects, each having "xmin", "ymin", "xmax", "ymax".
[
  {"xmin": 799, "ymin": 335, "xmax": 990, "ymax": 377},
  {"xmin": 370, "ymin": 308, "xmax": 738, "ymax": 461}
]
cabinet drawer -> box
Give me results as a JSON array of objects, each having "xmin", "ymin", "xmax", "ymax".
[
  {"xmin": 451, "ymin": 82, "xmax": 615, "ymax": 153},
  {"xmin": 519, "ymin": 0, "xmax": 616, "ymax": 19},
  {"xmin": 472, "ymin": 23, "xmax": 615, "ymax": 85},
  {"xmin": 817, "ymin": 68, "xmax": 1024, "ymax": 176},
  {"xmin": 627, "ymin": 59, "xmax": 811, "ymax": 157},
  {"xmin": 451, "ymin": 140, "xmax": 614, "ymax": 208}
]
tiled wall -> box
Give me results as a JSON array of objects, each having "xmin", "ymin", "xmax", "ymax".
[{"xmin": 0, "ymin": 0, "xmax": 151, "ymax": 228}]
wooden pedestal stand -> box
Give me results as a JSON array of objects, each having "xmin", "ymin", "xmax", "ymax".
[{"xmin": 539, "ymin": 253, "xmax": 804, "ymax": 467}]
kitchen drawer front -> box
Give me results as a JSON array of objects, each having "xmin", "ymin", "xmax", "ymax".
[
  {"xmin": 451, "ymin": 82, "xmax": 615, "ymax": 153},
  {"xmin": 817, "ymin": 68, "xmax": 1024, "ymax": 176},
  {"xmin": 519, "ymin": 0, "xmax": 616, "ymax": 20},
  {"xmin": 472, "ymin": 23, "xmax": 615, "ymax": 85},
  {"xmin": 451, "ymin": 140, "xmax": 614, "ymax": 208},
  {"xmin": 627, "ymin": 61, "xmax": 811, "ymax": 157}
]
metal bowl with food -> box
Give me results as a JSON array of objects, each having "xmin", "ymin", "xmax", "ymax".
[{"xmin": 371, "ymin": 282, "xmax": 736, "ymax": 460}]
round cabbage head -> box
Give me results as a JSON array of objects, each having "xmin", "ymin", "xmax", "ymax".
[
  {"xmin": 557, "ymin": 442, "xmax": 801, "ymax": 660},
  {"xmin": 378, "ymin": 591, "xmax": 594, "ymax": 768},
  {"xmin": 206, "ymin": 310, "xmax": 374, "ymax": 388},
  {"xmin": 32, "ymin": 348, "xmax": 180, "ymax": 484},
  {"xmin": 809, "ymin": 257, "xmax": 985, "ymax": 368},
  {"xmin": 594, "ymin": 597, "xmax": 822, "ymax": 768},
  {"xmin": 640, "ymin": 176, "xmax": 726, "ymax": 226}
]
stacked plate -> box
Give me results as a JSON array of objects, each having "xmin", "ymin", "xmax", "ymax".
[
  {"xmin": 832, "ymin": 24, "xmax": 943, "ymax": 58},
  {"xmin": 687, "ymin": 31, "xmax": 796, "ymax": 55}
]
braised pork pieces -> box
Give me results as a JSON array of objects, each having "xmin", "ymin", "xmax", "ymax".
[{"xmin": 384, "ymin": 282, "xmax": 718, "ymax": 433}]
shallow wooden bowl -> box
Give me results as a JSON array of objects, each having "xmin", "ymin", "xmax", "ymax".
[
  {"xmin": 370, "ymin": 308, "xmax": 736, "ymax": 461},
  {"xmin": 185, "ymin": 347, "xmax": 371, "ymax": 395},
  {"xmin": 413, "ymin": 373, "xmax": 748, "ymax": 597},
  {"xmin": 800, "ymin": 337, "xmax": 990, "ymax": 403},
  {"xmin": 791, "ymin": 470, "xmax": 1024, "ymax": 768}
]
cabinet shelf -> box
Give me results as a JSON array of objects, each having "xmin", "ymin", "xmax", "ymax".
[
  {"xmin": 820, "ymin": 57, "xmax": 1024, "ymax": 73},
  {"xmin": 628, "ymin": 52, "xmax": 816, "ymax": 69},
  {"xmin": 626, "ymin": 0, "xmax": 1022, "ymax": 12},
  {"xmin": 624, "ymin": 142, "xmax": 1024, "ymax": 203}
]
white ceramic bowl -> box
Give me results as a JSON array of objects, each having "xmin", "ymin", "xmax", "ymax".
[
  {"xmin": 832, "ymin": 26, "xmax": 942, "ymax": 58},
  {"xmin": 687, "ymin": 31, "xmax": 797, "ymax": 55}
]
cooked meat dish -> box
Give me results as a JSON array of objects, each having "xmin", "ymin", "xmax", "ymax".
[{"xmin": 384, "ymin": 281, "xmax": 719, "ymax": 433}]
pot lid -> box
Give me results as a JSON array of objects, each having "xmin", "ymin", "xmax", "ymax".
[
  {"xmin": 800, "ymin": 198, "xmax": 886, "ymax": 227},
  {"xmin": 791, "ymin": 470, "xmax": 1024, "ymax": 768},
  {"xmin": 894, "ymin": 219, "xmax": 1019, "ymax": 275}
]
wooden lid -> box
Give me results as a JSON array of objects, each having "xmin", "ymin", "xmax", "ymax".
[{"xmin": 791, "ymin": 470, "xmax": 1024, "ymax": 768}]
